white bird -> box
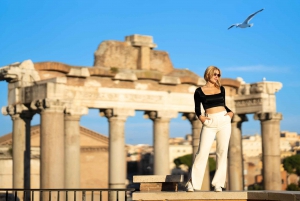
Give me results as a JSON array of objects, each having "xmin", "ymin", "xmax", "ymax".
[{"xmin": 228, "ymin": 9, "xmax": 264, "ymax": 30}]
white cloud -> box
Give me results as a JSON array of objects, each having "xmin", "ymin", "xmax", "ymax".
[{"xmin": 224, "ymin": 65, "xmax": 289, "ymax": 73}]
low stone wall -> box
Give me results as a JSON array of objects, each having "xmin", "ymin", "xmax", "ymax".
[
  {"xmin": 132, "ymin": 175, "xmax": 300, "ymax": 201},
  {"xmin": 132, "ymin": 191, "xmax": 300, "ymax": 201}
]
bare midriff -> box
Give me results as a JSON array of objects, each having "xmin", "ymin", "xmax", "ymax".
[{"xmin": 205, "ymin": 106, "xmax": 227, "ymax": 114}]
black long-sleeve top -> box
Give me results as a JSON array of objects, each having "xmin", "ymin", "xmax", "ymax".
[{"xmin": 194, "ymin": 86, "xmax": 232, "ymax": 118}]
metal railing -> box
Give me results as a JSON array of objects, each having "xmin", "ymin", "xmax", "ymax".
[{"xmin": 0, "ymin": 188, "xmax": 135, "ymax": 201}]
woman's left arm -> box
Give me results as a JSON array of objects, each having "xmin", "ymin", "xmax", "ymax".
[{"xmin": 222, "ymin": 86, "xmax": 234, "ymax": 118}]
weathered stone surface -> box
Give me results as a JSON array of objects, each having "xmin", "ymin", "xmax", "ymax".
[
  {"xmin": 133, "ymin": 175, "xmax": 184, "ymax": 183},
  {"xmin": 159, "ymin": 76, "xmax": 181, "ymax": 85},
  {"xmin": 68, "ymin": 67, "xmax": 90, "ymax": 77},
  {"xmin": 140, "ymin": 182, "xmax": 178, "ymax": 192},
  {"xmin": 94, "ymin": 35, "xmax": 173, "ymax": 74},
  {"xmin": 132, "ymin": 191, "xmax": 300, "ymax": 201},
  {"xmin": 125, "ymin": 34, "xmax": 157, "ymax": 48}
]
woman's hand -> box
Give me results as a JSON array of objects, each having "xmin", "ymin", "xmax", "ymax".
[
  {"xmin": 225, "ymin": 111, "xmax": 234, "ymax": 119},
  {"xmin": 199, "ymin": 115, "xmax": 210, "ymax": 124}
]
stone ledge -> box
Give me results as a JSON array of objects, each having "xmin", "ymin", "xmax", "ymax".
[
  {"xmin": 132, "ymin": 191, "xmax": 300, "ymax": 201},
  {"xmin": 133, "ymin": 175, "xmax": 184, "ymax": 183}
]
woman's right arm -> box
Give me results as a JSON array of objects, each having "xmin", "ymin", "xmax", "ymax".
[
  {"xmin": 194, "ymin": 89, "xmax": 209, "ymax": 123},
  {"xmin": 194, "ymin": 89, "xmax": 201, "ymax": 118}
]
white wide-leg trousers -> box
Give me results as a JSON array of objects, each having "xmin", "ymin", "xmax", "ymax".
[{"xmin": 191, "ymin": 110, "xmax": 231, "ymax": 190}]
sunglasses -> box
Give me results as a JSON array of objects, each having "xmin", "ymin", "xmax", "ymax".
[{"xmin": 214, "ymin": 73, "xmax": 221, "ymax": 77}]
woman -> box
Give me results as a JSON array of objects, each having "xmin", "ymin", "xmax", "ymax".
[{"xmin": 186, "ymin": 66, "xmax": 233, "ymax": 192}]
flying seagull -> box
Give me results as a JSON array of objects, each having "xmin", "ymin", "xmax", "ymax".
[{"xmin": 228, "ymin": 9, "xmax": 264, "ymax": 30}]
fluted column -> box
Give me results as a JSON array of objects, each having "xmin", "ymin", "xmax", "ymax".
[
  {"xmin": 2, "ymin": 104, "xmax": 33, "ymax": 190},
  {"xmin": 64, "ymin": 106, "xmax": 88, "ymax": 189},
  {"xmin": 182, "ymin": 113, "xmax": 210, "ymax": 190},
  {"xmin": 254, "ymin": 112, "xmax": 282, "ymax": 190},
  {"xmin": 228, "ymin": 114, "xmax": 247, "ymax": 190},
  {"xmin": 145, "ymin": 111, "xmax": 177, "ymax": 175},
  {"xmin": 32, "ymin": 99, "xmax": 65, "ymax": 189}
]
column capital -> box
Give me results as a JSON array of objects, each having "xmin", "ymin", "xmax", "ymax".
[
  {"xmin": 2, "ymin": 104, "xmax": 28, "ymax": 116},
  {"xmin": 31, "ymin": 99, "xmax": 65, "ymax": 113},
  {"xmin": 182, "ymin": 112, "xmax": 198, "ymax": 122},
  {"xmin": 254, "ymin": 112, "xmax": 282, "ymax": 121},
  {"xmin": 144, "ymin": 110, "xmax": 177, "ymax": 121},
  {"xmin": 2, "ymin": 104, "xmax": 34, "ymax": 120},
  {"xmin": 100, "ymin": 108, "xmax": 135, "ymax": 119},
  {"xmin": 232, "ymin": 114, "xmax": 248, "ymax": 123},
  {"xmin": 65, "ymin": 105, "xmax": 88, "ymax": 117}
]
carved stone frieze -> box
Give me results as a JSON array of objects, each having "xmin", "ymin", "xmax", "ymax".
[
  {"xmin": 235, "ymin": 98, "xmax": 263, "ymax": 107},
  {"xmin": 238, "ymin": 82, "xmax": 282, "ymax": 95},
  {"xmin": 64, "ymin": 88, "xmax": 164, "ymax": 104}
]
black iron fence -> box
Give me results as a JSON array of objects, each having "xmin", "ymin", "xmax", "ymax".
[{"xmin": 0, "ymin": 188, "xmax": 135, "ymax": 201}]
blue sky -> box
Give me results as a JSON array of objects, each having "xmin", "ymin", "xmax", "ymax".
[{"xmin": 0, "ymin": 0, "xmax": 299, "ymax": 145}]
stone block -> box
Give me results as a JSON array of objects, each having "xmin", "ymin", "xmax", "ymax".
[
  {"xmin": 133, "ymin": 175, "xmax": 183, "ymax": 192},
  {"xmin": 159, "ymin": 76, "xmax": 181, "ymax": 85},
  {"xmin": 114, "ymin": 72, "xmax": 137, "ymax": 81},
  {"xmin": 133, "ymin": 175, "xmax": 184, "ymax": 183},
  {"xmin": 140, "ymin": 182, "xmax": 177, "ymax": 192},
  {"xmin": 68, "ymin": 67, "xmax": 90, "ymax": 77},
  {"xmin": 125, "ymin": 34, "xmax": 157, "ymax": 48}
]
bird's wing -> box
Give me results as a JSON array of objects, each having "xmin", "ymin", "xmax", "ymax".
[
  {"xmin": 243, "ymin": 8, "xmax": 264, "ymax": 24},
  {"xmin": 228, "ymin": 24, "xmax": 236, "ymax": 30}
]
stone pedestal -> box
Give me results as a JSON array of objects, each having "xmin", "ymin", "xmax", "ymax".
[
  {"xmin": 182, "ymin": 113, "xmax": 210, "ymax": 191},
  {"xmin": 133, "ymin": 175, "xmax": 184, "ymax": 192},
  {"xmin": 254, "ymin": 112, "xmax": 282, "ymax": 190},
  {"xmin": 228, "ymin": 114, "xmax": 247, "ymax": 191}
]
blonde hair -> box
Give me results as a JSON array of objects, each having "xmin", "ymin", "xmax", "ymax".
[{"xmin": 204, "ymin": 66, "xmax": 221, "ymax": 89}]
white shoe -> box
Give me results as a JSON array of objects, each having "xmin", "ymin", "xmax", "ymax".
[
  {"xmin": 185, "ymin": 181, "xmax": 194, "ymax": 192},
  {"xmin": 214, "ymin": 186, "xmax": 222, "ymax": 192}
]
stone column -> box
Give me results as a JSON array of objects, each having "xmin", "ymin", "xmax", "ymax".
[
  {"xmin": 100, "ymin": 108, "xmax": 135, "ymax": 188},
  {"xmin": 2, "ymin": 104, "xmax": 33, "ymax": 190},
  {"xmin": 2, "ymin": 104, "xmax": 33, "ymax": 201},
  {"xmin": 64, "ymin": 106, "xmax": 88, "ymax": 189},
  {"xmin": 228, "ymin": 114, "xmax": 247, "ymax": 191},
  {"xmin": 182, "ymin": 113, "xmax": 210, "ymax": 191},
  {"xmin": 144, "ymin": 111, "xmax": 177, "ymax": 175},
  {"xmin": 254, "ymin": 112, "xmax": 282, "ymax": 190},
  {"xmin": 32, "ymin": 99, "xmax": 65, "ymax": 190}
]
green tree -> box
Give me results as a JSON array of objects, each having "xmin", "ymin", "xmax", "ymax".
[
  {"xmin": 286, "ymin": 183, "xmax": 300, "ymax": 191},
  {"xmin": 173, "ymin": 154, "xmax": 216, "ymax": 172},
  {"xmin": 208, "ymin": 157, "xmax": 216, "ymax": 172},
  {"xmin": 174, "ymin": 154, "xmax": 193, "ymax": 169},
  {"xmin": 248, "ymin": 183, "xmax": 264, "ymax": 190},
  {"xmin": 283, "ymin": 155, "xmax": 300, "ymax": 175}
]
